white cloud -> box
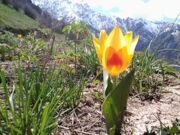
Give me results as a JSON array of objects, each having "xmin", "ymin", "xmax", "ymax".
[{"xmin": 85, "ymin": 0, "xmax": 180, "ymax": 22}]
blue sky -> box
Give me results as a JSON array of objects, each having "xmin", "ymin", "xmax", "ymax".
[{"xmin": 85, "ymin": 0, "xmax": 180, "ymax": 22}]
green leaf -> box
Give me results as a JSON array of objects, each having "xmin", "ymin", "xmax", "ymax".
[
  {"xmin": 102, "ymin": 70, "xmax": 135, "ymax": 134},
  {"xmin": 109, "ymin": 125, "xmax": 116, "ymax": 135},
  {"xmin": 39, "ymin": 102, "xmax": 50, "ymax": 134}
]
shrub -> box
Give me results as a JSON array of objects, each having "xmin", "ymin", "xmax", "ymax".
[
  {"xmin": 131, "ymin": 43, "xmax": 177, "ymax": 98},
  {"xmin": 62, "ymin": 22, "xmax": 99, "ymax": 77},
  {"xmin": 0, "ymin": 31, "xmax": 18, "ymax": 47},
  {"xmin": 0, "ymin": 31, "xmax": 18, "ymax": 61}
]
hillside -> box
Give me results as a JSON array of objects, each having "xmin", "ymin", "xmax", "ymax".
[{"xmin": 0, "ymin": 2, "xmax": 39, "ymax": 30}]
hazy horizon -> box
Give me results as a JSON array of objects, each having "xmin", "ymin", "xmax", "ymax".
[{"xmin": 85, "ymin": 0, "xmax": 180, "ymax": 23}]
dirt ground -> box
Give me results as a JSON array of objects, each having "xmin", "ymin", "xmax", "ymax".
[
  {"xmin": 57, "ymin": 77, "xmax": 180, "ymax": 135},
  {"xmin": 1, "ymin": 61, "xmax": 180, "ymax": 135}
]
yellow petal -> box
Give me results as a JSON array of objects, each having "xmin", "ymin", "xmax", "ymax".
[
  {"xmin": 124, "ymin": 31, "xmax": 133, "ymax": 50},
  {"xmin": 105, "ymin": 26, "xmax": 125, "ymax": 51},
  {"xmin": 93, "ymin": 37, "xmax": 99, "ymax": 42},
  {"xmin": 129, "ymin": 35, "xmax": 139, "ymax": 55},
  {"xmin": 124, "ymin": 32, "xmax": 132, "ymax": 41},
  {"xmin": 99, "ymin": 30, "xmax": 108, "ymax": 46},
  {"xmin": 92, "ymin": 25, "xmax": 139, "ymax": 77},
  {"xmin": 99, "ymin": 30, "xmax": 108, "ymax": 56},
  {"xmin": 123, "ymin": 32, "xmax": 134, "ymax": 67},
  {"xmin": 121, "ymin": 48, "xmax": 132, "ymax": 70},
  {"xmin": 93, "ymin": 37, "xmax": 103, "ymax": 64}
]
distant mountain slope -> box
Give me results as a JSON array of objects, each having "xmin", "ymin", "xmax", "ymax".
[
  {"xmin": 0, "ymin": 2, "xmax": 39, "ymax": 30},
  {"xmin": 1, "ymin": 0, "xmax": 179, "ymax": 63},
  {"xmin": 0, "ymin": 0, "xmax": 66, "ymax": 32},
  {"xmin": 31, "ymin": 0, "xmax": 180, "ymax": 63}
]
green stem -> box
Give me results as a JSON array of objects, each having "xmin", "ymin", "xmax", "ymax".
[
  {"xmin": 75, "ymin": 43, "xmax": 77, "ymax": 71},
  {"xmin": 103, "ymin": 69, "xmax": 108, "ymax": 97},
  {"xmin": 115, "ymin": 129, "xmax": 121, "ymax": 135},
  {"xmin": 112, "ymin": 76, "xmax": 118, "ymax": 89}
]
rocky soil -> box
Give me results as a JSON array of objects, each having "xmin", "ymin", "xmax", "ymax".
[{"xmin": 57, "ymin": 77, "xmax": 180, "ymax": 135}]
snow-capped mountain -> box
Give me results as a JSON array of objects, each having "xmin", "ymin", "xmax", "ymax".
[
  {"xmin": 31, "ymin": 0, "xmax": 121, "ymax": 32},
  {"xmin": 32, "ymin": 0, "xmax": 180, "ymax": 62},
  {"xmin": 31, "ymin": 0, "xmax": 164, "ymax": 32}
]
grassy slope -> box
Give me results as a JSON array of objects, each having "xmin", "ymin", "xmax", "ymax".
[{"xmin": 0, "ymin": 2, "xmax": 39, "ymax": 30}]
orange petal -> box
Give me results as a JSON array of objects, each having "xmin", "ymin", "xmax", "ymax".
[
  {"xmin": 104, "ymin": 47, "xmax": 124, "ymax": 76},
  {"xmin": 107, "ymin": 52, "xmax": 122, "ymax": 69}
]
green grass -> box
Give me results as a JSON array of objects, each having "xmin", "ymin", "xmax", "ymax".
[
  {"xmin": 0, "ymin": 32, "xmax": 85, "ymax": 134},
  {"xmin": 0, "ymin": 3, "xmax": 39, "ymax": 30}
]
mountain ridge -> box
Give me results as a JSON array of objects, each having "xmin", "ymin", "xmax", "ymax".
[
  {"xmin": 2, "ymin": 0, "xmax": 180, "ymax": 63},
  {"xmin": 31, "ymin": 0, "xmax": 179, "ymax": 63}
]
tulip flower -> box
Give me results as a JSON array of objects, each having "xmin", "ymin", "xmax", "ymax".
[
  {"xmin": 93, "ymin": 26, "xmax": 139, "ymax": 76},
  {"xmin": 93, "ymin": 26, "xmax": 139, "ymax": 134}
]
